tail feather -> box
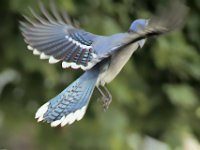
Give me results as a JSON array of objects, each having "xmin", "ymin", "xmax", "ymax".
[{"xmin": 35, "ymin": 68, "xmax": 99, "ymax": 127}]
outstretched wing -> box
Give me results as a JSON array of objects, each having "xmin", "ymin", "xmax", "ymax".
[
  {"xmin": 20, "ymin": 1, "xmax": 100, "ymax": 70},
  {"xmin": 93, "ymin": 0, "xmax": 188, "ymax": 60},
  {"xmin": 128, "ymin": 0, "xmax": 188, "ymax": 43},
  {"xmin": 20, "ymin": 1, "xmax": 188, "ymax": 70}
]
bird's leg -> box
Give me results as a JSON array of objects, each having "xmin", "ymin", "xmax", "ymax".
[
  {"xmin": 102, "ymin": 85, "xmax": 112, "ymax": 110},
  {"xmin": 97, "ymin": 86, "xmax": 107, "ymax": 108},
  {"xmin": 97, "ymin": 85, "xmax": 112, "ymax": 110},
  {"xmin": 97, "ymin": 86, "xmax": 106, "ymax": 100},
  {"xmin": 103, "ymin": 86, "xmax": 112, "ymax": 100}
]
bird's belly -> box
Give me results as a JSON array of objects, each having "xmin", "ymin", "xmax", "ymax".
[{"xmin": 97, "ymin": 43, "xmax": 139, "ymax": 86}]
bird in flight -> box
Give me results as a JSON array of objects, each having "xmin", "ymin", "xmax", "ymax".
[{"xmin": 20, "ymin": 1, "xmax": 187, "ymax": 127}]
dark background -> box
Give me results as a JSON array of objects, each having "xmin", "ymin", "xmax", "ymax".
[{"xmin": 0, "ymin": 0, "xmax": 200, "ymax": 149}]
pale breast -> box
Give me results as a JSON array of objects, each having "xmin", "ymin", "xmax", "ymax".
[{"xmin": 96, "ymin": 43, "xmax": 139, "ymax": 86}]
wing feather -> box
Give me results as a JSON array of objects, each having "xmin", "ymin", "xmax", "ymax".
[{"xmin": 20, "ymin": 2, "xmax": 99, "ymax": 70}]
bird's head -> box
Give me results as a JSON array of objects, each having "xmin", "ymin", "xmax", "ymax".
[
  {"xmin": 128, "ymin": 19, "xmax": 149, "ymax": 33},
  {"xmin": 128, "ymin": 19, "xmax": 149, "ymax": 48}
]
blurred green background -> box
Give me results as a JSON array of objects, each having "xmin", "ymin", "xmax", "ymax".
[{"xmin": 0, "ymin": 0, "xmax": 200, "ymax": 149}]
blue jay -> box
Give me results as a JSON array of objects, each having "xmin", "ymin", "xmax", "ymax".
[{"xmin": 20, "ymin": 1, "xmax": 187, "ymax": 127}]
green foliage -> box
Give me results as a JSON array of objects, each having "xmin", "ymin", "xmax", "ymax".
[
  {"xmin": 164, "ymin": 84, "xmax": 198, "ymax": 109},
  {"xmin": 0, "ymin": 0, "xmax": 200, "ymax": 149}
]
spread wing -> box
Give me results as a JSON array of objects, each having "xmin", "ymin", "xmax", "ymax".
[
  {"xmin": 20, "ymin": 1, "xmax": 100, "ymax": 70},
  {"xmin": 84, "ymin": 0, "xmax": 188, "ymax": 61},
  {"xmin": 127, "ymin": 0, "xmax": 188, "ymax": 42},
  {"xmin": 20, "ymin": 1, "xmax": 188, "ymax": 70}
]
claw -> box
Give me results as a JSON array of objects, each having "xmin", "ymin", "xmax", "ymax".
[
  {"xmin": 97, "ymin": 85, "xmax": 112, "ymax": 110},
  {"xmin": 102, "ymin": 96, "xmax": 112, "ymax": 110}
]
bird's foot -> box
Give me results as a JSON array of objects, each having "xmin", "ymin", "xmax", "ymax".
[
  {"xmin": 97, "ymin": 85, "xmax": 112, "ymax": 111},
  {"xmin": 102, "ymin": 96, "xmax": 112, "ymax": 111}
]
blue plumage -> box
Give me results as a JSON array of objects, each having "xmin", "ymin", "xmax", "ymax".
[
  {"xmin": 20, "ymin": 1, "xmax": 187, "ymax": 127},
  {"xmin": 129, "ymin": 19, "xmax": 149, "ymax": 33},
  {"xmin": 36, "ymin": 66, "xmax": 100, "ymax": 126}
]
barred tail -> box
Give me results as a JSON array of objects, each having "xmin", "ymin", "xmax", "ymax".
[{"xmin": 35, "ymin": 68, "xmax": 99, "ymax": 127}]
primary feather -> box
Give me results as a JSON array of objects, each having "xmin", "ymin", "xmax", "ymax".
[
  {"xmin": 20, "ymin": 1, "xmax": 188, "ymax": 127},
  {"xmin": 20, "ymin": 1, "xmax": 99, "ymax": 70}
]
